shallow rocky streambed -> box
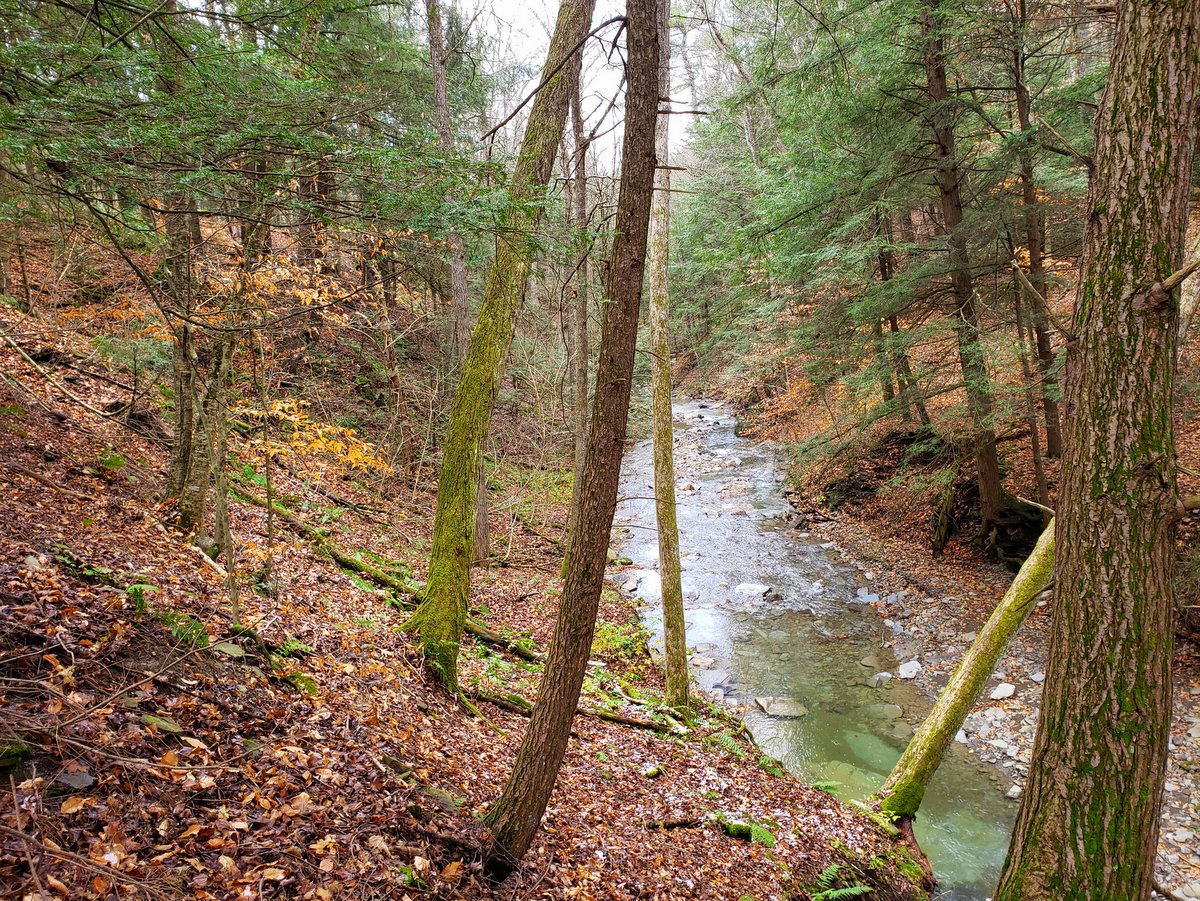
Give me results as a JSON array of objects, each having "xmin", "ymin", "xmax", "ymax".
[{"xmin": 613, "ymin": 400, "xmax": 1016, "ymax": 899}]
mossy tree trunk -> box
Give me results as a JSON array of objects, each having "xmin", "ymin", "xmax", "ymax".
[
  {"xmin": 648, "ymin": 0, "xmax": 687, "ymax": 711},
  {"xmin": 483, "ymin": 0, "xmax": 658, "ymax": 871},
  {"xmin": 996, "ymin": 3, "xmax": 1200, "ymax": 897},
  {"xmin": 404, "ymin": 0, "xmax": 597, "ymax": 689},
  {"xmin": 921, "ymin": 0, "xmax": 1005, "ymax": 534},
  {"xmin": 878, "ymin": 521, "xmax": 1054, "ymax": 824}
]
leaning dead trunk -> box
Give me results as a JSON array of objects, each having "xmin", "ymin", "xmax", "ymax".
[
  {"xmin": 403, "ymin": 0, "xmax": 597, "ymax": 688},
  {"xmin": 877, "ymin": 521, "xmax": 1053, "ymax": 824},
  {"xmin": 997, "ymin": 1, "xmax": 1200, "ymax": 896},
  {"xmin": 483, "ymin": 0, "xmax": 658, "ymax": 871},
  {"xmin": 648, "ymin": 0, "xmax": 688, "ymax": 711}
]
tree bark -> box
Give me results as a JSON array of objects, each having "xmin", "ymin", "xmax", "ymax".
[
  {"xmin": 1012, "ymin": 1, "xmax": 1063, "ymax": 459},
  {"xmin": 403, "ymin": 0, "xmax": 597, "ymax": 688},
  {"xmin": 483, "ymin": 0, "xmax": 658, "ymax": 871},
  {"xmin": 996, "ymin": 2, "xmax": 1200, "ymax": 896},
  {"xmin": 648, "ymin": 0, "xmax": 688, "ymax": 711},
  {"xmin": 564, "ymin": 33, "xmax": 591, "ymax": 567},
  {"xmin": 921, "ymin": 0, "xmax": 1006, "ymax": 534},
  {"xmin": 1013, "ymin": 282, "xmax": 1051, "ymax": 514},
  {"xmin": 424, "ymin": 0, "xmax": 471, "ymax": 368}
]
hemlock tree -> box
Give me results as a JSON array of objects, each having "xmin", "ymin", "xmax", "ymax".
[
  {"xmin": 996, "ymin": 1, "xmax": 1200, "ymax": 897},
  {"xmin": 403, "ymin": 0, "xmax": 597, "ymax": 688},
  {"xmin": 483, "ymin": 0, "xmax": 659, "ymax": 871},
  {"xmin": 648, "ymin": 0, "xmax": 688, "ymax": 710}
]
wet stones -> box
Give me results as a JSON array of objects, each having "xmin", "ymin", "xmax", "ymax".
[{"xmin": 755, "ymin": 697, "xmax": 809, "ymax": 718}]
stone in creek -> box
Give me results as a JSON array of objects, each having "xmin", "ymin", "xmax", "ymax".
[
  {"xmin": 1174, "ymin": 829, "xmax": 1195, "ymax": 843},
  {"xmin": 1188, "ymin": 722, "xmax": 1200, "ymax": 739},
  {"xmin": 689, "ymin": 656, "xmax": 716, "ymax": 668},
  {"xmin": 990, "ymin": 682, "xmax": 1016, "ymax": 700},
  {"xmin": 1006, "ymin": 784, "xmax": 1023, "ymax": 799},
  {"xmin": 859, "ymin": 655, "xmax": 881, "ymax": 669},
  {"xmin": 868, "ymin": 672, "xmax": 893, "ymax": 688},
  {"xmin": 1031, "ymin": 671, "xmax": 1045, "ymax": 683},
  {"xmin": 897, "ymin": 660, "xmax": 922, "ymax": 680},
  {"xmin": 866, "ymin": 703, "xmax": 904, "ymax": 720},
  {"xmin": 955, "ymin": 729, "xmax": 968, "ymax": 744},
  {"xmin": 734, "ymin": 582, "xmax": 772, "ymax": 596},
  {"xmin": 755, "ymin": 697, "xmax": 809, "ymax": 718}
]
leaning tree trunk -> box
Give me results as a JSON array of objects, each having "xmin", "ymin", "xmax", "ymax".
[
  {"xmin": 878, "ymin": 521, "xmax": 1053, "ymax": 827},
  {"xmin": 921, "ymin": 0, "xmax": 1005, "ymax": 533},
  {"xmin": 996, "ymin": 2, "xmax": 1200, "ymax": 897},
  {"xmin": 648, "ymin": 0, "xmax": 688, "ymax": 711},
  {"xmin": 404, "ymin": 0, "xmax": 597, "ymax": 689},
  {"xmin": 483, "ymin": 0, "xmax": 658, "ymax": 871}
]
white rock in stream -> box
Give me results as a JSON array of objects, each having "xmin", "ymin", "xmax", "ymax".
[
  {"xmin": 689, "ymin": 655, "xmax": 716, "ymax": 668},
  {"xmin": 755, "ymin": 697, "xmax": 809, "ymax": 718},
  {"xmin": 990, "ymin": 682, "xmax": 1017, "ymax": 700},
  {"xmin": 897, "ymin": 660, "xmax": 922, "ymax": 680},
  {"xmin": 734, "ymin": 582, "xmax": 771, "ymax": 596}
]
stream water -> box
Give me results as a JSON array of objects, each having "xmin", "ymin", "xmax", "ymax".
[{"xmin": 614, "ymin": 400, "xmax": 1016, "ymax": 899}]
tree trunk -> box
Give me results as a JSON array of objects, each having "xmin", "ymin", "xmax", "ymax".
[
  {"xmin": 483, "ymin": 0, "xmax": 658, "ymax": 871},
  {"xmin": 921, "ymin": 0, "xmax": 1005, "ymax": 534},
  {"xmin": 564, "ymin": 71, "xmax": 591, "ymax": 563},
  {"xmin": 1012, "ymin": 2, "xmax": 1063, "ymax": 459},
  {"xmin": 424, "ymin": 0, "xmax": 471, "ymax": 366},
  {"xmin": 996, "ymin": 2, "xmax": 1200, "ymax": 896},
  {"xmin": 1013, "ymin": 280, "xmax": 1050, "ymax": 514},
  {"xmin": 879, "ymin": 522, "xmax": 1053, "ymax": 822},
  {"xmin": 648, "ymin": 0, "xmax": 688, "ymax": 711},
  {"xmin": 403, "ymin": 0, "xmax": 597, "ymax": 689}
]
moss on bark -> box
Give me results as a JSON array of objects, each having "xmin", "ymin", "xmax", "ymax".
[{"xmin": 403, "ymin": 0, "xmax": 598, "ymax": 689}]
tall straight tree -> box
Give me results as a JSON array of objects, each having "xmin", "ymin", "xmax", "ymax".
[
  {"xmin": 648, "ymin": 0, "xmax": 688, "ymax": 710},
  {"xmin": 483, "ymin": 0, "xmax": 659, "ymax": 871},
  {"xmin": 920, "ymin": 0, "xmax": 1006, "ymax": 535},
  {"xmin": 423, "ymin": 0, "xmax": 470, "ymax": 364},
  {"xmin": 404, "ymin": 0, "xmax": 597, "ymax": 687},
  {"xmin": 996, "ymin": 1, "xmax": 1200, "ymax": 897}
]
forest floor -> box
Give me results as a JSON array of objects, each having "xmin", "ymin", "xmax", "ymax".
[
  {"xmin": 0, "ymin": 297, "xmax": 928, "ymax": 900},
  {"xmin": 710, "ymin": 344, "xmax": 1200, "ymax": 899}
]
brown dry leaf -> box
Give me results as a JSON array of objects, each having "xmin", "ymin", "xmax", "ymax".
[
  {"xmin": 60, "ymin": 797, "xmax": 88, "ymax": 815},
  {"xmin": 441, "ymin": 860, "xmax": 463, "ymax": 882},
  {"xmin": 261, "ymin": 867, "xmax": 286, "ymax": 881},
  {"xmin": 45, "ymin": 874, "xmax": 70, "ymax": 895}
]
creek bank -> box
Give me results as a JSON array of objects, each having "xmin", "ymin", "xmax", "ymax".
[{"xmin": 800, "ymin": 489, "xmax": 1200, "ymax": 898}]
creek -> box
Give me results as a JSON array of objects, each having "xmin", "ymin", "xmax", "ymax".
[{"xmin": 614, "ymin": 400, "xmax": 1016, "ymax": 899}]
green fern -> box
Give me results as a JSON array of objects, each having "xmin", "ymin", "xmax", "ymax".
[
  {"xmin": 810, "ymin": 863, "xmax": 871, "ymax": 901},
  {"xmin": 707, "ymin": 731, "xmax": 746, "ymax": 759}
]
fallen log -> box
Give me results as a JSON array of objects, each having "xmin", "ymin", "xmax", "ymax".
[
  {"xmin": 230, "ymin": 483, "xmax": 543, "ymax": 662},
  {"xmin": 467, "ymin": 689, "xmax": 675, "ymax": 735}
]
